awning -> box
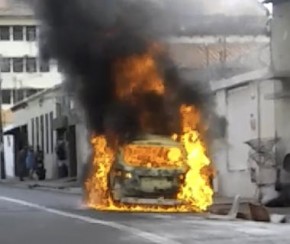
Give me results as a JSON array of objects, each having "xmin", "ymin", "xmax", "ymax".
[{"xmin": 3, "ymin": 124, "xmax": 20, "ymax": 135}]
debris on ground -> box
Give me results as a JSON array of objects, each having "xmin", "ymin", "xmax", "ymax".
[
  {"xmin": 208, "ymin": 195, "xmax": 288, "ymax": 223},
  {"xmin": 206, "ymin": 195, "xmax": 240, "ymax": 220},
  {"xmin": 249, "ymin": 203, "xmax": 287, "ymax": 223}
]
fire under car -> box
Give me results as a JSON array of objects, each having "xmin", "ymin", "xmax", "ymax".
[{"xmin": 108, "ymin": 134, "xmax": 188, "ymax": 205}]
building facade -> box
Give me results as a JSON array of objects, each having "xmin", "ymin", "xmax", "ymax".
[
  {"xmin": 0, "ymin": 0, "xmax": 62, "ymax": 110},
  {"xmin": 211, "ymin": 69, "xmax": 290, "ymax": 203},
  {"xmin": 206, "ymin": 0, "xmax": 290, "ymax": 202},
  {"xmin": 4, "ymin": 85, "xmax": 90, "ymax": 180}
]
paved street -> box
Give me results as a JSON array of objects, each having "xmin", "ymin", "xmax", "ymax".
[{"xmin": 0, "ymin": 185, "xmax": 290, "ymax": 244}]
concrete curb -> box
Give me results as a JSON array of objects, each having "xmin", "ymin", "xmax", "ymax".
[
  {"xmin": 0, "ymin": 181, "xmax": 82, "ymax": 196},
  {"xmin": 29, "ymin": 185, "xmax": 82, "ymax": 195}
]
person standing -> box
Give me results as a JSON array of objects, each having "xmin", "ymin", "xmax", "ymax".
[
  {"xmin": 35, "ymin": 145, "xmax": 44, "ymax": 167},
  {"xmin": 26, "ymin": 146, "xmax": 36, "ymax": 179},
  {"xmin": 56, "ymin": 140, "xmax": 68, "ymax": 178},
  {"xmin": 17, "ymin": 146, "xmax": 27, "ymax": 181},
  {"xmin": 35, "ymin": 145, "xmax": 46, "ymax": 180}
]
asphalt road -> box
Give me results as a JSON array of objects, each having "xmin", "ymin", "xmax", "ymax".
[{"xmin": 0, "ymin": 185, "xmax": 290, "ymax": 244}]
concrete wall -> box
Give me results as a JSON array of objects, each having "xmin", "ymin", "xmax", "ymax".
[
  {"xmin": 259, "ymin": 80, "xmax": 276, "ymax": 139},
  {"xmin": 172, "ymin": 0, "xmax": 267, "ymax": 17},
  {"xmin": 214, "ymin": 82, "xmax": 257, "ymax": 198},
  {"xmin": 202, "ymin": 0, "xmax": 267, "ymax": 16},
  {"xmin": 271, "ymin": 2, "xmax": 290, "ymax": 76},
  {"xmin": 167, "ymin": 36, "xmax": 269, "ymax": 69},
  {"xmin": 213, "ymin": 78, "xmax": 277, "ymax": 199}
]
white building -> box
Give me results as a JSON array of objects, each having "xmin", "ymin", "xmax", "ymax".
[
  {"xmin": 0, "ymin": 0, "xmax": 62, "ymax": 110},
  {"xmin": 4, "ymin": 84, "xmax": 90, "ymax": 180},
  {"xmin": 211, "ymin": 68, "xmax": 290, "ymax": 203},
  {"xmin": 204, "ymin": 0, "xmax": 290, "ymax": 203}
]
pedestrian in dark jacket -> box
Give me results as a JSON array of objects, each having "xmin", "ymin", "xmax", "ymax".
[
  {"xmin": 35, "ymin": 145, "xmax": 44, "ymax": 166},
  {"xmin": 26, "ymin": 146, "xmax": 36, "ymax": 179},
  {"xmin": 17, "ymin": 147, "xmax": 27, "ymax": 181},
  {"xmin": 56, "ymin": 141, "xmax": 68, "ymax": 178},
  {"xmin": 35, "ymin": 146, "xmax": 46, "ymax": 181}
]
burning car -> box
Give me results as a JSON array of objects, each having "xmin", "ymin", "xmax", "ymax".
[
  {"xmin": 108, "ymin": 134, "xmax": 187, "ymax": 205},
  {"xmin": 85, "ymin": 106, "xmax": 214, "ymax": 212},
  {"xmin": 40, "ymin": 0, "xmax": 215, "ymax": 213}
]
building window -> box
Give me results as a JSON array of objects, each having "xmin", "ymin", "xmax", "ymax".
[
  {"xmin": 12, "ymin": 58, "xmax": 24, "ymax": 73},
  {"xmin": 31, "ymin": 118, "xmax": 35, "ymax": 147},
  {"xmin": 26, "ymin": 26, "xmax": 36, "ymax": 41},
  {"xmin": 50, "ymin": 112, "xmax": 54, "ymax": 153},
  {"xmin": 13, "ymin": 89, "xmax": 24, "ymax": 103},
  {"xmin": 13, "ymin": 89, "xmax": 25, "ymax": 103},
  {"xmin": 0, "ymin": 26, "xmax": 10, "ymax": 40},
  {"xmin": 25, "ymin": 57, "xmax": 37, "ymax": 73},
  {"xmin": 1, "ymin": 58, "xmax": 11, "ymax": 73},
  {"xmin": 40, "ymin": 59, "xmax": 50, "ymax": 72},
  {"xmin": 45, "ymin": 113, "xmax": 49, "ymax": 154},
  {"xmin": 12, "ymin": 26, "xmax": 23, "ymax": 41},
  {"xmin": 2, "ymin": 89, "xmax": 11, "ymax": 104},
  {"xmin": 40, "ymin": 115, "xmax": 44, "ymax": 151},
  {"xmin": 36, "ymin": 117, "xmax": 39, "ymax": 147}
]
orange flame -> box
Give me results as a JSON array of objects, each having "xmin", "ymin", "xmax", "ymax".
[
  {"xmin": 85, "ymin": 45, "xmax": 214, "ymax": 213},
  {"xmin": 177, "ymin": 105, "xmax": 213, "ymax": 210},
  {"xmin": 114, "ymin": 46, "xmax": 164, "ymax": 101}
]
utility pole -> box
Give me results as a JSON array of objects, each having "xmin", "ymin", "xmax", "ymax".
[{"xmin": 0, "ymin": 55, "xmax": 6, "ymax": 179}]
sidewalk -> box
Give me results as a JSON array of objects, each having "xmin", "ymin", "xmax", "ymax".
[{"xmin": 0, "ymin": 177, "xmax": 82, "ymax": 195}]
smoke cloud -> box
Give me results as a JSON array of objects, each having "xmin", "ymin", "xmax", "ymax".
[{"xmin": 35, "ymin": 0, "xmax": 219, "ymax": 144}]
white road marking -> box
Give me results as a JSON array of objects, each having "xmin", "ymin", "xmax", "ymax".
[{"xmin": 0, "ymin": 196, "xmax": 180, "ymax": 244}]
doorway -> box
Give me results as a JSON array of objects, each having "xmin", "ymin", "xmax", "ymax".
[
  {"xmin": 68, "ymin": 125, "xmax": 77, "ymax": 177},
  {"xmin": 13, "ymin": 125, "xmax": 28, "ymax": 177},
  {"xmin": 56, "ymin": 127, "xmax": 77, "ymax": 178}
]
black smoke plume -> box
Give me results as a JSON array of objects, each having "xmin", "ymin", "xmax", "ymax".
[{"xmin": 35, "ymin": 0, "xmax": 219, "ymax": 144}]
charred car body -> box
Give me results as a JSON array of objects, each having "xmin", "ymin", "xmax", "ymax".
[{"xmin": 109, "ymin": 135, "xmax": 187, "ymax": 204}]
